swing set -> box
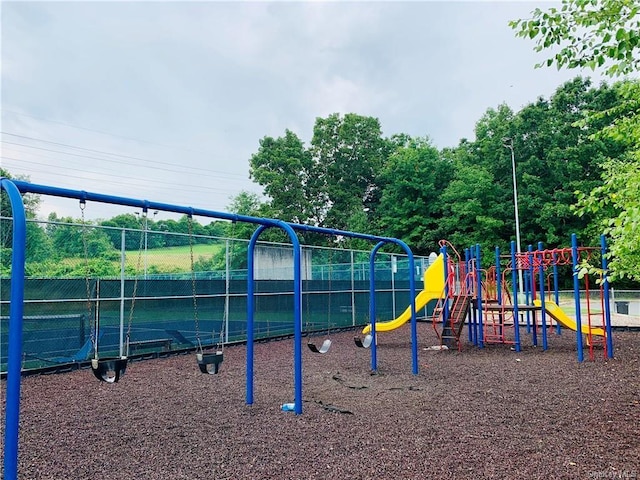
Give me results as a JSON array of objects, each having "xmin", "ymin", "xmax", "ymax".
[{"xmin": 3, "ymin": 178, "xmax": 423, "ymax": 478}]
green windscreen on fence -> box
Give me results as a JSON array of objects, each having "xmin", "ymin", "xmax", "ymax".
[{"xmin": 0, "ymin": 219, "xmax": 433, "ymax": 373}]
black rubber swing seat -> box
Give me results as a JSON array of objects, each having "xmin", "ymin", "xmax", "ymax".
[
  {"xmin": 307, "ymin": 338, "xmax": 332, "ymax": 354},
  {"xmin": 354, "ymin": 334, "xmax": 373, "ymax": 349},
  {"xmin": 91, "ymin": 357, "xmax": 128, "ymax": 383},
  {"xmin": 197, "ymin": 351, "xmax": 224, "ymax": 374}
]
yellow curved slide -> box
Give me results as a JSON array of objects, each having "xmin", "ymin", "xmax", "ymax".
[
  {"xmin": 532, "ymin": 300, "xmax": 605, "ymax": 336},
  {"xmin": 362, "ymin": 254, "xmax": 445, "ymax": 334}
]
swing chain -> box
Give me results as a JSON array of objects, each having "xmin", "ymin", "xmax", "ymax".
[
  {"xmin": 188, "ymin": 214, "xmax": 203, "ymax": 353},
  {"xmin": 218, "ymin": 221, "xmax": 236, "ymax": 352},
  {"xmin": 125, "ymin": 211, "xmax": 146, "ymax": 355},
  {"xmin": 80, "ymin": 200, "xmax": 96, "ymax": 354},
  {"xmin": 328, "ymin": 247, "xmax": 332, "ymax": 334}
]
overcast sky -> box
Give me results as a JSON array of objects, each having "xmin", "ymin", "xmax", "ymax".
[{"xmin": 1, "ymin": 1, "xmax": 604, "ymax": 222}]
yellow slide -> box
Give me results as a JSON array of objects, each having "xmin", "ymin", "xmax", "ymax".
[
  {"xmin": 362, "ymin": 254, "xmax": 445, "ymax": 334},
  {"xmin": 532, "ymin": 300, "xmax": 605, "ymax": 337}
]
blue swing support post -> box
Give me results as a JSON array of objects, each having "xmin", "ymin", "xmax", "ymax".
[{"xmin": 2, "ymin": 178, "xmax": 420, "ymax": 478}]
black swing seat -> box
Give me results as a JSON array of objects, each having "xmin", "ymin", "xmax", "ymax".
[
  {"xmin": 91, "ymin": 357, "xmax": 128, "ymax": 383},
  {"xmin": 307, "ymin": 338, "xmax": 332, "ymax": 354},
  {"xmin": 197, "ymin": 351, "xmax": 224, "ymax": 374},
  {"xmin": 354, "ymin": 334, "xmax": 373, "ymax": 349}
]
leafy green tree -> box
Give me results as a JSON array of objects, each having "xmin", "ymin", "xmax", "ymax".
[
  {"xmin": 248, "ymin": 114, "xmax": 390, "ymax": 241},
  {"xmin": 448, "ymin": 105, "xmax": 519, "ymax": 246},
  {"xmin": 439, "ymin": 154, "xmax": 506, "ymax": 251},
  {"xmin": 249, "ymin": 130, "xmax": 321, "ymax": 224},
  {"xmin": 100, "ymin": 214, "xmax": 144, "ymax": 250},
  {"xmin": 575, "ymin": 79, "xmax": 640, "ymax": 279},
  {"xmin": 512, "ymin": 78, "xmax": 623, "ymax": 246},
  {"xmin": 1, "ymin": 169, "xmax": 42, "ymax": 252},
  {"xmin": 377, "ymin": 137, "xmax": 453, "ymax": 254},
  {"xmin": 510, "ymin": 0, "xmax": 640, "ymax": 77},
  {"xmin": 311, "ymin": 113, "xmax": 389, "ymax": 231},
  {"xmin": 513, "ymin": 0, "xmax": 640, "ymax": 280},
  {"xmin": 48, "ymin": 212, "xmax": 116, "ymax": 259},
  {"xmin": 440, "ymin": 79, "xmax": 624, "ymax": 253},
  {"xmin": 225, "ymin": 191, "xmax": 265, "ymax": 240},
  {"xmin": 26, "ymin": 222, "xmax": 54, "ymax": 264}
]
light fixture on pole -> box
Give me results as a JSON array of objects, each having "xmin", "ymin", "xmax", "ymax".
[{"xmin": 502, "ymin": 137, "xmax": 524, "ymax": 304}]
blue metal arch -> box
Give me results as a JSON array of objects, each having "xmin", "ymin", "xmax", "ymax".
[{"xmin": 2, "ymin": 178, "xmax": 420, "ymax": 476}]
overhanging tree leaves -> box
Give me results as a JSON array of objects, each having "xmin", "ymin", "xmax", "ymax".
[
  {"xmin": 510, "ymin": 0, "xmax": 640, "ymax": 76},
  {"xmin": 513, "ymin": 0, "xmax": 640, "ymax": 280}
]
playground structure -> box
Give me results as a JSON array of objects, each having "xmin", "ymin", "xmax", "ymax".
[
  {"xmin": 456, "ymin": 237, "xmax": 613, "ymax": 361},
  {"xmin": 358, "ymin": 237, "xmax": 614, "ymax": 362}
]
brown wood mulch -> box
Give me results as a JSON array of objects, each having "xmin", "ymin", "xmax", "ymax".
[{"xmin": 2, "ymin": 325, "xmax": 639, "ymax": 479}]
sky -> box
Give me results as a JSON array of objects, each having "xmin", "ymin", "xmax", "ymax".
[{"xmin": 1, "ymin": 0, "xmax": 605, "ymax": 222}]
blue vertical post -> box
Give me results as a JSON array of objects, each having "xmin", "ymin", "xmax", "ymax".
[
  {"xmin": 247, "ymin": 225, "xmax": 267, "ymax": 407},
  {"xmin": 537, "ymin": 242, "xmax": 548, "ymax": 350},
  {"xmin": 369, "ymin": 242, "xmax": 385, "ymax": 372},
  {"xmin": 571, "ymin": 233, "xmax": 584, "ymax": 362},
  {"xmin": 465, "ymin": 248, "xmax": 474, "ymax": 343},
  {"xmin": 601, "ymin": 235, "xmax": 614, "ymax": 359},
  {"xmin": 475, "ymin": 244, "xmax": 484, "ymax": 348},
  {"xmin": 553, "ymin": 251, "xmax": 561, "ymax": 334},
  {"xmin": 528, "ymin": 245, "xmax": 537, "ymax": 346},
  {"xmin": 510, "ymin": 241, "xmax": 521, "ymax": 352},
  {"xmin": 406, "ymin": 248, "xmax": 418, "ymax": 375},
  {"xmin": 2, "ymin": 179, "xmax": 28, "ymax": 480}
]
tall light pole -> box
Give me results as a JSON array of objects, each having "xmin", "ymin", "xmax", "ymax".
[{"xmin": 502, "ymin": 137, "xmax": 524, "ymax": 304}]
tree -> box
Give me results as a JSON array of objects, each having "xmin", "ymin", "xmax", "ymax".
[
  {"xmin": 512, "ymin": 78, "xmax": 624, "ymax": 246},
  {"xmin": 249, "ymin": 130, "xmax": 321, "ymax": 225},
  {"xmin": 439, "ymin": 153, "xmax": 506, "ymax": 252},
  {"xmin": 513, "ymin": 0, "xmax": 640, "ymax": 280},
  {"xmin": 248, "ymin": 114, "xmax": 391, "ymax": 240},
  {"xmin": 48, "ymin": 212, "xmax": 116, "ymax": 259},
  {"xmin": 377, "ymin": 137, "xmax": 453, "ymax": 254},
  {"xmin": 311, "ymin": 113, "xmax": 389, "ymax": 231},
  {"xmin": 510, "ymin": 0, "xmax": 640, "ymax": 77},
  {"xmin": 100, "ymin": 214, "xmax": 145, "ymax": 251},
  {"xmin": 1, "ymin": 169, "xmax": 42, "ymax": 252},
  {"xmin": 575, "ymin": 79, "xmax": 640, "ymax": 279}
]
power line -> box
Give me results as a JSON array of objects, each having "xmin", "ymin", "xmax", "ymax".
[
  {"xmin": 1, "ymin": 132, "xmax": 248, "ymax": 179},
  {"xmin": 0, "ymin": 110, "xmax": 220, "ymax": 157},
  {"xmin": 2, "ymin": 139, "xmax": 248, "ymax": 181},
  {"xmin": 1, "ymin": 157, "xmax": 253, "ymax": 204}
]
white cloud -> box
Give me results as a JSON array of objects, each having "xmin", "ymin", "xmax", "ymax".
[{"xmin": 1, "ymin": 0, "xmax": 607, "ymax": 220}]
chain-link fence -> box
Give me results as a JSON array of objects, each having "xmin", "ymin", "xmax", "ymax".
[{"xmin": 1, "ymin": 219, "xmax": 434, "ymax": 373}]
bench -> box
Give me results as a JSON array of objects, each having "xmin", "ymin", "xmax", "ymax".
[{"xmin": 128, "ymin": 338, "xmax": 173, "ymax": 353}]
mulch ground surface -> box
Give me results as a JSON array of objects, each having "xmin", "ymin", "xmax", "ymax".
[{"xmin": 2, "ymin": 325, "xmax": 639, "ymax": 479}]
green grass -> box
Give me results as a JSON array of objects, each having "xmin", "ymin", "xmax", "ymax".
[{"xmin": 126, "ymin": 244, "xmax": 224, "ymax": 271}]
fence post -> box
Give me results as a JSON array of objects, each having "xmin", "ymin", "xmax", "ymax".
[
  {"xmin": 225, "ymin": 238, "xmax": 230, "ymax": 344},
  {"xmin": 350, "ymin": 250, "xmax": 356, "ymax": 326},
  {"xmin": 119, "ymin": 228, "xmax": 125, "ymax": 357}
]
